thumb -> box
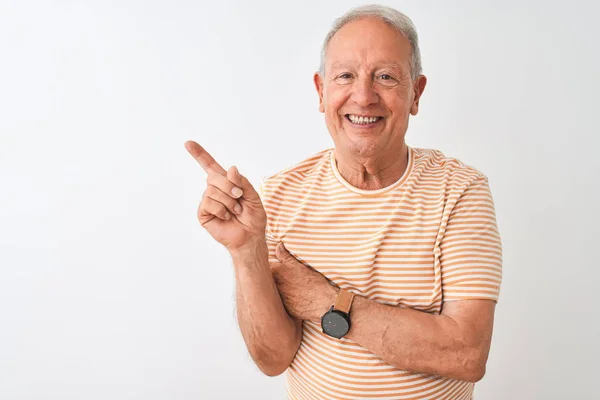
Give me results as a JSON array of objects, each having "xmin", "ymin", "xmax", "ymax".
[{"xmin": 227, "ymin": 166, "xmax": 259, "ymax": 201}]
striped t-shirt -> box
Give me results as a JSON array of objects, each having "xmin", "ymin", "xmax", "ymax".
[{"xmin": 258, "ymin": 146, "xmax": 502, "ymax": 400}]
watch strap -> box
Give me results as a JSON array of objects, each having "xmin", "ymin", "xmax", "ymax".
[{"xmin": 333, "ymin": 289, "xmax": 355, "ymax": 314}]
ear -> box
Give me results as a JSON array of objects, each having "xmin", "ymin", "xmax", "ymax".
[
  {"xmin": 313, "ymin": 72, "xmax": 325, "ymax": 113},
  {"xmin": 410, "ymin": 75, "xmax": 427, "ymax": 116}
]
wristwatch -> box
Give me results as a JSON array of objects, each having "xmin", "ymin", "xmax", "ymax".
[{"xmin": 321, "ymin": 289, "xmax": 355, "ymax": 339}]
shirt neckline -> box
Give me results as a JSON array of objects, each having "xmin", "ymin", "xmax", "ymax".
[{"xmin": 329, "ymin": 146, "xmax": 413, "ymax": 196}]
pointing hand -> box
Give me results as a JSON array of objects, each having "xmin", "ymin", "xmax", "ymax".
[{"xmin": 184, "ymin": 140, "xmax": 267, "ymax": 252}]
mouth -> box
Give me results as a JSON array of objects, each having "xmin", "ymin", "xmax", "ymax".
[{"xmin": 344, "ymin": 114, "xmax": 384, "ymax": 127}]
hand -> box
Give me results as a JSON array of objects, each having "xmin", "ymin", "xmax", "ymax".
[
  {"xmin": 271, "ymin": 242, "xmax": 338, "ymax": 323},
  {"xmin": 184, "ymin": 140, "xmax": 267, "ymax": 252}
]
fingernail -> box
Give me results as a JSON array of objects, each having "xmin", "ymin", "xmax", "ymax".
[
  {"xmin": 234, "ymin": 204, "xmax": 242, "ymax": 214},
  {"xmin": 231, "ymin": 187, "xmax": 243, "ymax": 197},
  {"xmin": 224, "ymin": 212, "xmax": 230, "ymax": 220}
]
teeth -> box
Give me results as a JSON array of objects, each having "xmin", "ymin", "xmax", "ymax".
[{"xmin": 348, "ymin": 115, "xmax": 380, "ymax": 124}]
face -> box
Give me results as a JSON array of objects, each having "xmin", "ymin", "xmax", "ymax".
[{"xmin": 314, "ymin": 17, "xmax": 427, "ymax": 159}]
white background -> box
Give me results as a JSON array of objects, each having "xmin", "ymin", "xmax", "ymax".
[{"xmin": 1, "ymin": 0, "xmax": 599, "ymax": 399}]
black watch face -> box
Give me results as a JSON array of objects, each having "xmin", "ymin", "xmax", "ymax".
[{"xmin": 321, "ymin": 310, "xmax": 350, "ymax": 339}]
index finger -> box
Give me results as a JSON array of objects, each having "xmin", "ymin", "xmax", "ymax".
[{"xmin": 184, "ymin": 140, "xmax": 227, "ymax": 176}]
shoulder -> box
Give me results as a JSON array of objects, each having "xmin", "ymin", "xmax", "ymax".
[
  {"xmin": 411, "ymin": 147, "xmax": 489, "ymax": 189},
  {"xmin": 259, "ymin": 148, "xmax": 332, "ymax": 195}
]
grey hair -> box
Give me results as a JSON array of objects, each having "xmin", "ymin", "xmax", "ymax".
[{"xmin": 319, "ymin": 4, "xmax": 423, "ymax": 80}]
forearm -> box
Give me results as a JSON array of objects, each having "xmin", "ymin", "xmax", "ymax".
[
  {"xmin": 345, "ymin": 296, "xmax": 489, "ymax": 382},
  {"xmin": 230, "ymin": 239, "xmax": 301, "ymax": 376}
]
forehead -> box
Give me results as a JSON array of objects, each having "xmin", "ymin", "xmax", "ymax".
[{"xmin": 326, "ymin": 17, "xmax": 412, "ymax": 70}]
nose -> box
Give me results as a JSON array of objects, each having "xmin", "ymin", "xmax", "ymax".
[{"xmin": 351, "ymin": 76, "xmax": 379, "ymax": 107}]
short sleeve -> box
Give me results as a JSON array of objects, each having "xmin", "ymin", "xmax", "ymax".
[
  {"xmin": 439, "ymin": 177, "xmax": 503, "ymax": 302},
  {"xmin": 258, "ymin": 177, "xmax": 280, "ymax": 263}
]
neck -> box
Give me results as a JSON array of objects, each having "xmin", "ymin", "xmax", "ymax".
[{"xmin": 333, "ymin": 143, "xmax": 409, "ymax": 190}]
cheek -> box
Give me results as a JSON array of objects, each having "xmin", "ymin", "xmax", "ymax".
[
  {"xmin": 383, "ymin": 93, "xmax": 411, "ymax": 117},
  {"xmin": 323, "ymin": 88, "xmax": 347, "ymax": 115}
]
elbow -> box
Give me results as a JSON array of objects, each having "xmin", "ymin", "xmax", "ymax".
[
  {"xmin": 250, "ymin": 320, "xmax": 302, "ymax": 377},
  {"xmin": 462, "ymin": 363, "xmax": 486, "ymax": 383},
  {"xmin": 253, "ymin": 332, "xmax": 301, "ymax": 377},
  {"xmin": 452, "ymin": 327, "xmax": 492, "ymax": 383},
  {"xmin": 258, "ymin": 361, "xmax": 289, "ymax": 377},
  {"xmin": 458, "ymin": 348, "xmax": 488, "ymax": 383},
  {"xmin": 254, "ymin": 349, "xmax": 295, "ymax": 377}
]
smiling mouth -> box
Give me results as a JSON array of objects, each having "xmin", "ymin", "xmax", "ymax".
[{"xmin": 345, "ymin": 114, "xmax": 384, "ymax": 125}]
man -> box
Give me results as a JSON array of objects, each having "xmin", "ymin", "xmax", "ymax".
[{"xmin": 185, "ymin": 4, "xmax": 502, "ymax": 399}]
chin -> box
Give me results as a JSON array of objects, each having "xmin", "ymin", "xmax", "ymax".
[{"xmin": 345, "ymin": 138, "xmax": 382, "ymax": 158}]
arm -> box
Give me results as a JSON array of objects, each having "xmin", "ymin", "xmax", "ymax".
[
  {"xmin": 182, "ymin": 142, "xmax": 302, "ymax": 376},
  {"xmin": 230, "ymin": 239, "xmax": 302, "ymax": 377},
  {"xmin": 273, "ymin": 176, "xmax": 502, "ymax": 382},
  {"xmin": 345, "ymin": 297, "xmax": 495, "ymax": 382},
  {"xmin": 273, "ymin": 246, "xmax": 495, "ymax": 382},
  {"xmin": 346, "ymin": 176, "xmax": 501, "ymax": 382}
]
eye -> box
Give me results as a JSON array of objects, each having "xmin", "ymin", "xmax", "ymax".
[
  {"xmin": 377, "ymin": 73, "xmax": 398, "ymax": 86},
  {"xmin": 335, "ymin": 72, "xmax": 353, "ymax": 81},
  {"xmin": 379, "ymin": 73, "xmax": 398, "ymax": 82}
]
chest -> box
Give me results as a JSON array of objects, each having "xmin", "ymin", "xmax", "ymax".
[{"xmin": 271, "ymin": 194, "xmax": 445, "ymax": 311}]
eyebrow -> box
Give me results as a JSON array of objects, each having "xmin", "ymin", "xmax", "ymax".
[
  {"xmin": 329, "ymin": 61, "xmax": 405, "ymax": 71},
  {"xmin": 379, "ymin": 62, "xmax": 404, "ymax": 71}
]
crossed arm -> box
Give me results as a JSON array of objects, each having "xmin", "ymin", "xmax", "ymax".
[
  {"xmin": 234, "ymin": 177, "xmax": 500, "ymax": 381},
  {"xmin": 344, "ymin": 295, "xmax": 496, "ymax": 382},
  {"xmin": 230, "ymin": 238, "xmax": 496, "ymax": 382}
]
